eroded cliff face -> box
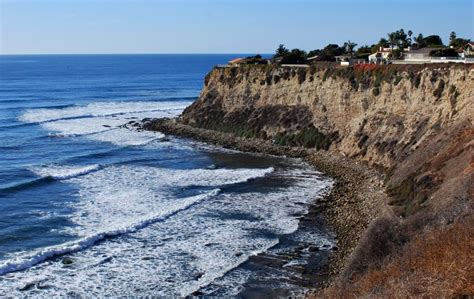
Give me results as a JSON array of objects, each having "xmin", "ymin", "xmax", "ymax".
[
  {"xmin": 164, "ymin": 63, "xmax": 474, "ymax": 296},
  {"xmin": 181, "ymin": 64, "xmax": 473, "ymax": 217},
  {"xmin": 182, "ymin": 65, "xmax": 472, "ymax": 168}
]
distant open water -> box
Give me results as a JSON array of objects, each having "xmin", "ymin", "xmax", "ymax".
[{"xmin": 0, "ymin": 54, "xmax": 333, "ymax": 296}]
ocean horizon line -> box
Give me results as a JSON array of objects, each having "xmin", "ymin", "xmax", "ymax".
[{"xmin": 0, "ymin": 52, "xmax": 273, "ymax": 57}]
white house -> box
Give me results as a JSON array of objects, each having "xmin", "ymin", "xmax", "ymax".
[
  {"xmin": 464, "ymin": 42, "xmax": 474, "ymax": 57},
  {"xmin": 452, "ymin": 43, "xmax": 473, "ymax": 60},
  {"xmin": 335, "ymin": 55, "xmax": 366, "ymax": 66},
  {"xmin": 403, "ymin": 48, "xmax": 446, "ymax": 62},
  {"xmin": 397, "ymin": 46, "xmax": 474, "ymax": 64},
  {"xmin": 368, "ymin": 47, "xmax": 392, "ymax": 64}
]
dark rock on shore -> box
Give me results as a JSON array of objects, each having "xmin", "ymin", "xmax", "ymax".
[{"xmin": 62, "ymin": 257, "xmax": 74, "ymax": 265}]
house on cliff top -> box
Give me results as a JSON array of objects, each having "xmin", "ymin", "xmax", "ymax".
[
  {"xmin": 228, "ymin": 56, "xmax": 270, "ymax": 66},
  {"xmin": 463, "ymin": 42, "xmax": 474, "ymax": 57},
  {"xmin": 335, "ymin": 55, "xmax": 366, "ymax": 66},
  {"xmin": 401, "ymin": 46, "xmax": 473, "ymax": 64},
  {"xmin": 403, "ymin": 47, "xmax": 442, "ymax": 62},
  {"xmin": 229, "ymin": 57, "xmax": 245, "ymax": 65},
  {"xmin": 368, "ymin": 47, "xmax": 393, "ymax": 64}
]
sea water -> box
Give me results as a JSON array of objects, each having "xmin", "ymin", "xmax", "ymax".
[{"xmin": 0, "ymin": 54, "xmax": 333, "ymax": 296}]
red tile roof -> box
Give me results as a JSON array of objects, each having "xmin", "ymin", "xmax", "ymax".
[{"xmin": 229, "ymin": 58, "xmax": 245, "ymax": 64}]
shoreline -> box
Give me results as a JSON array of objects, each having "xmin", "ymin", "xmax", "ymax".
[{"xmin": 140, "ymin": 118, "xmax": 391, "ymax": 289}]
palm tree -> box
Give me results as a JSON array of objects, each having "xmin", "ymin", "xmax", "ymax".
[
  {"xmin": 449, "ymin": 32, "xmax": 457, "ymax": 46},
  {"xmin": 378, "ymin": 38, "xmax": 389, "ymax": 47},
  {"xmin": 414, "ymin": 33, "xmax": 424, "ymax": 48},
  {"xmin": 344, "ymin": 40, "xmax": 358, "ymax": 57},
  {"xmin": 388, "ymin": 32, "xmax": 397, "ymax": 50}
]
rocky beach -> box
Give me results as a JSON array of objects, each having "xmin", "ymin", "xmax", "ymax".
[{"xmin": 140, "ymin": 117, "xmax": 389, "ymax": 286}]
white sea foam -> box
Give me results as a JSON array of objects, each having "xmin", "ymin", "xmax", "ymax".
[
  {"xmin": 45, "ymin": 121, "xmax": 166, "ymax": 146},
  {"xmin": 0, "ymin": 189, "xmax": 220, "ymax": 276},
  {"xmin": 43, "ymin": 117, "xmax": 121, "ymax": 137},
  {"xmin": 29, "ymin": 164, "xmax": 101, "ymax": 180},
  {"xmin": 147, "ymin": 166, "xmax": 275, "ymax": 187},
  {"xmin": 91, "ymin": 128, "xmax": 165, "ymax": 146},
  {"xmin": 30, "ymin": 102, "xmax": 184, "ymax": 146},
  {"xmin": 64, "ymin": 165, "xmax": 274, "ymax": 235},
  {"xmin": 19, "ymin": 101, "xmax": 191, "ymax": 123},
  {"xmin": 0, "ymin": 164, "xmax": 276, "ymax": 278},
  {"xmin": 43, "ymin": 109, "xmax": 181, "ymax": 138},
  {"xmin": 67, "ymin": 165, "xmax": 274, "ymax": 189},
  {"xmin": 0, "ymin": 164, "xmax": 333, "ymax": 297}
]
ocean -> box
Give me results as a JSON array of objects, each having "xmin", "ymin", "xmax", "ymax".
[{"xmin": 0, "ymin": 54, "xmax": 333, "ymax": 296}]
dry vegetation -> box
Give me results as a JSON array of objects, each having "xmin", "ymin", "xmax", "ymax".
[
  {"xmin": 319, "ymin": 214, "xmax": 474, "ymax": 298},
  {"xmin": 317, "ymin": 123, "xmax": 474, "ymax": 298}
]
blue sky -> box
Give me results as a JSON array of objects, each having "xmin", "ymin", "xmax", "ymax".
[{"xmin": 1, "ymin": 0, "xmax": 473, "ymax": 54}]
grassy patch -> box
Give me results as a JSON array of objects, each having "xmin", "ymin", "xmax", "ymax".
[
  {"xmin": 273, "ymin": 127, "xmax": 333, "ymax": 150},
  {"xmin": 387, "ymin": 174, "xmax": 433, "ymax": 217},
  {"xmin": 219, "ymin": 124, "xmax": 259, "ymax": 139}
]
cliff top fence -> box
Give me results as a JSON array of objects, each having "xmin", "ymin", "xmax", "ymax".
[
  {"xmin": 393, "ymin": 57, "xmax": 474, "ymax": 64},
  {"xmin": 214, "ymin": 61, "xmax": 473, "ymax": 72},
  {"xmin": 215, "ymin": 61, "xmax": 340, "ymax": 69}
]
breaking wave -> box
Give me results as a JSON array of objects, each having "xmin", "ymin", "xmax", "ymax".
[{"xmin": 0, "ymin": 189, "xmax": 220, "ymax": 276}]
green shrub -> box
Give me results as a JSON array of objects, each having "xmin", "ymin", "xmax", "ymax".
[
  {"xmin": 429, "ymin": 48, "xmax": 458, "ymax": 57},
  {"xmin": 273, "ymin": 127, "xmax": 332, "ymax": 150},
  {"xmin": 387, "ymin": 174, "xmax": 432, "ymax": 217}
]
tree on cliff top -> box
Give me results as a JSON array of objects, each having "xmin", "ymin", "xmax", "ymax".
[
  {"xmin": 423, "ymin": 35, "xmax": 444, "ymax": 47},
  {"xmin": 356, "ymin": 45, "xmax": 372, "ymax": 59},
  {"xmin": 387, "ymin": 29, "xmax": 411, "ymax": 50},
  {"xmin": 413, "ymin": 33, "xmax": 425, "ymax": 48},
  {"xmin": 275, "ymin": 44, "xmax": 290, "ymax": 57},
  {"xmin": 449, "ymin": 31, "xmax": 471, "ymax": 49},
  {"xmin": 344, "ymin": 40, "xmax": 358, "ymax": 56},
  {"xmin": 309, "ymin": 44, "xmax": 345, "ymax": 61},
  {"xmin": 281, "ymin": 48, "xmax": 307, "ymax": 64},
  {"xmin": 273, "ymin": 44, "xmax": 307, "ymax": 64},
  {"xmin": 429, "ymin": 48, "xmax": 459, "ymax": 57}
]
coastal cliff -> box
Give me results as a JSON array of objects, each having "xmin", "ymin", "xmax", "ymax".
[
  {"xmin": 147, "ymin": 63, "xmax": 474, "ymax": 297},
  {"xmin": 183, "ymin": 64, "xmax": 471, "ymax": 167},
  {"xmin": 181, "ymin": 64, "xmax": 473, "ymax": 217}
]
